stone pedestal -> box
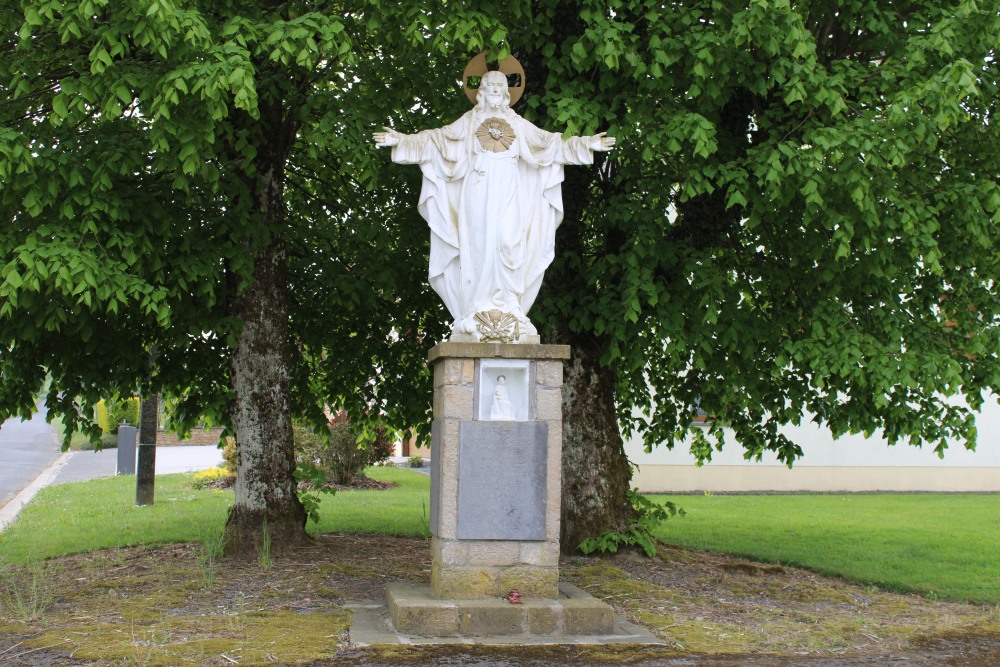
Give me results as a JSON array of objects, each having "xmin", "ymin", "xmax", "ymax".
[
  {"xmin": 428, "ymin": 342, "xmax": 567, "ymax": 600},
  {"xmin": 387, "ymin": 342, "xmax": 615, "ymax": 637}
]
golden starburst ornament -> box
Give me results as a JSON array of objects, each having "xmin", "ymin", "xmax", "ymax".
[
  {"xmin": 476, "ymin": 118, "xmax": 515, "ymax": 153},
  {"xmin": 474, "ymin": 309, "xmax": 521, "ymax": 343}
]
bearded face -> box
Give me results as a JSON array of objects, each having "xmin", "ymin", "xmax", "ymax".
[{"xmin": 477, "ymin": 71, "xmax": 510, "ymax": 110}]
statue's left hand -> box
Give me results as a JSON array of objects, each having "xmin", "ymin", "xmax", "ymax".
[
  {"xmin": 591, "ymin": 132, "xmax": 616, "ymax": 152},
  {"xmin": 373, "ymin": 126, "xmax": 401, "ymax": 148}
]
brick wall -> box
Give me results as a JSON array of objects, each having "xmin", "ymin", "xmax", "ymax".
[{"xmin": 155, "ymin": 427, "xmax": 225, "ymax": 447}]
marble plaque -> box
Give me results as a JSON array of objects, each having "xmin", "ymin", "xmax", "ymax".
[{"xmin": 457, "ymin": 421, "xmax": 547, "ymax": 540}]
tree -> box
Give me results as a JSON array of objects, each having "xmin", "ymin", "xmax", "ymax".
[
  {"xmin": 3, "ymin": 0, "xmax": 997, "ymax": 559},
  {"xmin": 497, "ymin": 0, "xmax": 999, "ymax": 550},
  {"xmin": 0, "ymin": 1, "xmax": 508, "ymax": 555}
]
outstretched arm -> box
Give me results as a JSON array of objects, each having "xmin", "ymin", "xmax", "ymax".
[
  {"xmin": 374, "ymin": 120, "xmax": 463, "ymax": 167},
  {"xmin": 521, "ymin": 119, "xmax": 617, "ymax": 166}
]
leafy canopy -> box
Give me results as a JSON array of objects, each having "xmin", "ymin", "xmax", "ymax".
[
  {"xmin": 0, "ymin": 1, "xmax": 510, "ymax": 441},
  {"xmin": 2, "ymin": 0, "xmax": 997, "ymax": 467},
  {"xmin": 493, "ymin": 0, "xmax": 999, "ymax": 461}
]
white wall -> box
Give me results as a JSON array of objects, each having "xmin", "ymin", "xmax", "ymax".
[{"xmin": 627, "ymin": 393, "xmax": 1000, "ymax": 493}]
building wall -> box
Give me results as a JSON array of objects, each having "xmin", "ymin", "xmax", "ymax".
[
  {"xmin": 393, "ymin": 430, "xmax": 432, "ymax": 459},
  {"xmin": 627, "ymin": 393, "xmax": 1000, "ymax": 493},
  {"xmin": 155, "ymin": 427, "xmax": 225, "ymax": 447}
]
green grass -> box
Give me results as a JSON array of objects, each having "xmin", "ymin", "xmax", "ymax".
[
  {"xmin": 650, "ymin": 493, "xmax": 1000, "ymax": 604},
  {"xmin": 0, "ymin": 474, "xmax": 232, "ymax": 563},
  {"xmin": 0, "ymin": 467, "xmax": 430, "ymax": 564},
  {"xmin": 312, "ymin": 465, "xmax": 431, "ymax": 537},
  {"xmin": 5, "ymin": 469, "xmax": 996, "ymax": 605}
]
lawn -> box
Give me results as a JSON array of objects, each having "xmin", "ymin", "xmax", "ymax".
[
  {"xmin": 0, "ymin": 474, "xmax": 232, "ymax": 563},
  {"xmin": 0, "ymin": 466, "xmax": 430, "ymax": 564},
  {"xmin": 2, "ymin": 469, "xmax": 997, "ymax": 604},
  {"xmin": 310, "ymin": 466, "xmax": 432, "ymax": 537},
  {"xmin": 650, "ymin": 493, "xmax": 1000, "ymax": 604}
]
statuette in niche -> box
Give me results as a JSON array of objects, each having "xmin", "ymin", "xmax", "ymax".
[{"xmin": 490, "ymin": 375, "xmax": 517, "ymax": 420}]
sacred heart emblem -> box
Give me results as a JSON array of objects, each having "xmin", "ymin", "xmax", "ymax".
[{"xmin": 476, "ymin": 118, "xmax": 515, "ymax": 153}]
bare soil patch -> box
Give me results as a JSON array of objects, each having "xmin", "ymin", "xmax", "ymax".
[
  {"xmin": 1, "ymin": 536, "xmax": 996, "ymax": 666},
  {"xmin": 325, "ymin": 477, "xmax": 396, "ymax": 492},
  {"xmin": 208, "ymin": 475, "xmax": 396, "ymax": 493}
]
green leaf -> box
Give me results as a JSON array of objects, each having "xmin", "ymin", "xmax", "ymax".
[{"xmin": 52, "ymin": 94, "xmax": 68, "ymax": 118}]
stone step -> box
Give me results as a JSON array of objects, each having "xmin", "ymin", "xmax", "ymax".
[{"xmin": 386, "ymin": 582, "xmax": 616, "ymax": 637}]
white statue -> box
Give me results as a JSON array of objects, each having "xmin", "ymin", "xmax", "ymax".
[
  {"xmin": 490, "ymin": 374, "xmax": 517, "ymax": 420},
  {"xmin": 373, "ymin": 70, "xmax": 615, "ymax": 342}
]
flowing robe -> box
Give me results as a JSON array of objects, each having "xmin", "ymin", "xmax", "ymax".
[{"xmin": 390, "ymin": 107, "xmax": 596, "ymax": 332}]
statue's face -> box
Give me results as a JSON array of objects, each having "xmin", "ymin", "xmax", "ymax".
[{"xmin": 482, "ymin": 72, "xmax": 508, "ymax": 108}]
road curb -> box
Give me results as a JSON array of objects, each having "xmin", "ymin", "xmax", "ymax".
[{"xmin": 0, "ymin": 448, "xmax": 73, "ymax": 534}]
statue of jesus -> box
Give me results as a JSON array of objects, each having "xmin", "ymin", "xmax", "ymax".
[{"xmin": 373, "ymin": 69, "xmax": 615, "ymax": 342}]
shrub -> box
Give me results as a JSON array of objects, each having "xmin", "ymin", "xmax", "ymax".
[
  {"xmin": 96, "ymin": 397, "xmax": 140, "ymax": 434},
  {"xmin": 293, "ymin": 422, "xmax": 326, "ymax": 469},
  {"xmin": 69, "ymin": 432, "xmax": 120, "ymax": 452},
  {"xmin": 191, "ymin": 467, "xmax": 234, "ymax": 490},
  {"xmin": 408, "ymin": 455, "xmax": 424, "ymax": 468},
  {"xmin": 365, "ymin": 423, "xmax": 394, "ymax": 467},
  {"xmin": 95, "ymin": 400, "xmax": 109, "ymax": 433},
  {"xmin": 323, "ymin": 418, "xmax": 370, "ymax": 486},
  {"xmin": 221, "ymin": 438, "xmax": 237, "ymax": 474},
  {"xmin": 292, "ymin": 413, "xmax": 396, "ymax": 486},
  {"xmin": 110, "ymin": 398, "xmax": 140, "ymax": 431}
]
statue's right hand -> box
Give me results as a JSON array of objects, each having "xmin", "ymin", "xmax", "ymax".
[{"xmin": 373, "ymin": 126, "xmax": 400, "ymax": 148}]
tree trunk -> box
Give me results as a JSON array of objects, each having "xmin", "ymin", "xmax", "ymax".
[
  {"xmin": 223, "ymin": 235, "xmax": 309, "ymax": 557},
  {"xmin": 558, "ymin": 332, "xmax": 637, "ymax": 554},
  {"xmin": 220, "ymin": 82, "xmax": 310, "ymax": 557},
  {"xmin": 222, "ymin": 165, "xmax": 309, "ymax": 556},
  {"xmin": 532, "ymin": 151, "xmax": 636, "ymax": 554},
  {"xmin": 512, "ymin": 10, "xmax": 637, "ymax": 554}
]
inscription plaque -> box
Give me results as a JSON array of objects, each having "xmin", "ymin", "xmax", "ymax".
[{"xmin": 457, "ymin": 421, "xmax": 547, "ymax": 540}]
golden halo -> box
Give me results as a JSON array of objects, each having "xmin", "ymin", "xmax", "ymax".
[{"xmin": 463, "ymin": 51, "xmax": 525, "ymax": 106}]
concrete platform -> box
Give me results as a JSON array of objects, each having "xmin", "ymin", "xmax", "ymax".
[
  {"xmin": 384, "ymin": 582, "xmax": 656, "ymax": 641},
  {"xmin": 349, "ymin": 588, "xmax": 663, "ymax": 646}
]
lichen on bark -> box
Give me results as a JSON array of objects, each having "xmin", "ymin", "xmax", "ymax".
[
  {"xmin": 558, "ymin": 335, "xmax": 637, "ymax": 555},
  {"xmin": 222, "ymin": 137, "xmax": 310, "ymax": 556},
  {"xmin": 223, "ymin": 234, "xmax": 310, "ymax": 557}
]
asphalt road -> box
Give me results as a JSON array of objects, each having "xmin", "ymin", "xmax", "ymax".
[{"xmin": 0, "ymin": 408, "xmax": 62, "ymax": 510}]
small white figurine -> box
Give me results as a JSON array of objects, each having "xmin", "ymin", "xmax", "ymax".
[{"xmin": 490, "ymin": 375, "xmax": 517, "ymax": 420}]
